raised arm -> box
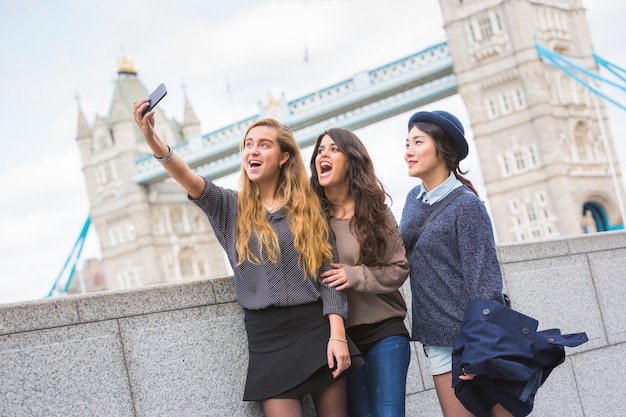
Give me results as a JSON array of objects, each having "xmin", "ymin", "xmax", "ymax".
[{"xmin": 133, "ymin": 98, "xmax": 205, "ymax": 199}]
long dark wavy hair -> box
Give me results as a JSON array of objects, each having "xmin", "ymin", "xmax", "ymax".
[
  {"xmin": 409, "ymin": 121, "xmax": 479, "ymax": 196},
  {"xmin": 310, "ymin": 128, "xmax": 393, "ymax": 267}
]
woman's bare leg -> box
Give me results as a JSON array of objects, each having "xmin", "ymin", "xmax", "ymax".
[{"xmin": 433, "ymin": 372, "xmax": 475, "ymax": 417}]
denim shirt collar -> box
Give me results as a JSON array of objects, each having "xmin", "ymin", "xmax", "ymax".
[{"xmin": 416, "ymin": 171, "xmax": 463, "ymax": 205}]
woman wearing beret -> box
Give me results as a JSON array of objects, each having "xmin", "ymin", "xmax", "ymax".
[{"xmin": 399, "ymin": 110, "xmax": 512, "ymax": 417}]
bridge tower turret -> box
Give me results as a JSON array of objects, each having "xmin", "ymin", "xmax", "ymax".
[
  {"xmin": 76, "ymin": 57, "xmax": 228, "ymax": 291},
  {"xmin": 439, "ymin": 0, "xmax": 624, "ymax": 241}
]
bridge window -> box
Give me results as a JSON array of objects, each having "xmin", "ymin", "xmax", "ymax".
[
  {"xmin": 106, "ymin": 218, "xmax": 137, "ymax": 247},
  {"xmin": 527, "ymin": 205, "xmax": 537, "ymax": 222},
  {"xmin": 574, "ymin": 123, "xmax": 589, "ymax": 161},
  {"xmin": 166, "ymin": 262, "xmax": 176, "ymax": 281},
  {"xmin": 116, "ymin": 266, "xmax": 144, "ymax": 289},
  {"xmin": 514, "ymin": 90, "xmax": 526, "ymax": 109},
  {"xmin": 486, "ymin": 88, "xmax": 526, "ymax": 119},
  {"xmin": 528, "ymin": 146, "xmax": 538, "ymax": 166},
  {"xmin": 469, "ymin": 22, "xmax": 479, "ymax": 42},
  {"xmin": 569, "ymin": 81, "xmax": 584, "ymax": 104},
  {"xmin": 537, "ymin": 191, "xmax": 546, "ymax": 204},
  {"xmin": 494, "ymin": 12, "xmax": 503, "ymax": 32},
  {"xmin": 501, "ymin": 94, "xmax": 511, "ymax": 114},
  {"xmin": 108, "ymin": 228, "xmax": 118, "ymax": 247},
  {"xmin": 95, "ymin": 162, "xmax": 118, "ymax": 187},
  {"xmin": 98, "ymin": 135, "xmax": 108, "ymax": 150},
  {"xmin": 93, "ymin": 133, "xmax": 112, "ymax": 152},
  {"xmin": 514, "ymin": 151, "xmax": 525, "ymax": 170},
  {"xmin": 180, "ymin": 258, "xmax": 193, "ymax": 278},
  {"xmin": 104, "ymin": 164, "xmax": 114, "ymax": 183},
  {"xmin": 126, "ymin": 223, "xmax": 137, "ymax": 241},
  {"xmin": 486, "ymin": 98, "xmax": 498, "ymax": 118},
  {"xmin": 151, "ymin": 216, "xmax": 164, "ymax": 235},
  {"xmin": 192, "ymin": 214, "xmax": 204, "ymax": 232},
  {"xmin": 501, "ymin": 154, "xmax": 512, "ymax": 175},
  {"xmin": 499, "ymin": 144, "xmax": 539, "ymax": 177},
  {"xmin": 170, "ymin": 208, "xmax": 185, "ymax": 233},
  {"xmin": 479, "ymin": 17, "xmax": 494, "ymax": 39},
  {"xmin": 509, "ymin": 190, "xmax": 558, "ymax": 241},
  {"xmin": 179, "ymin": 247, "xmax": 197, "ymax": 279}
]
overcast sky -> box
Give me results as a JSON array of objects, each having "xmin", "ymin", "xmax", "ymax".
[{"xmin": 1, "ymin": 0, "xmax": 624, "ymax": 304}]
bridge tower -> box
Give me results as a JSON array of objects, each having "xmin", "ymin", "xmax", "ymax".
[
  {"xmin": 75, "ymin": 57, "xmax": 228, "ymax": 291},
  {"xmin": 439, "ymin": 0, "xmax": 624, "ymax": 241}
]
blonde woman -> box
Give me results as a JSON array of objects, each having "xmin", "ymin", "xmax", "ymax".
[{"xmin": 133, "ymin": 99, "xmax": 362, "ymax": 417}]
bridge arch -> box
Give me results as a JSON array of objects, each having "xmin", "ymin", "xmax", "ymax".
[{"xmin": 582, "ymin": 195, "xmax": 624, "ymax": 233}]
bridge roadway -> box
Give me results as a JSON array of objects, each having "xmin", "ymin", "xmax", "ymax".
[{"xmin": 133, "ymin": 41, "xmax": 456, "ymax": 184}]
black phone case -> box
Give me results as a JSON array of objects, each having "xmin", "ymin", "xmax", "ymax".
[{"xmin": 144, "ymin": 83, "xmax": 167, "ymax": 115}]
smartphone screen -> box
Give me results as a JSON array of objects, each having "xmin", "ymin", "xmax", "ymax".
[{"xmin": 143, "ymin": 83, "xmax": 167, "ymax": 115}]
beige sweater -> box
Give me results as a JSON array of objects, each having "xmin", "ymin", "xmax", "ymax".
[{"xmin": 330, "ymin": 208, "xmax": 410, "ymax": 328}]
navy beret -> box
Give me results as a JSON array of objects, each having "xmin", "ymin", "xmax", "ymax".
[{"xmin": 407, "ymin": 110, "xmax": 469, "ymax": 161}]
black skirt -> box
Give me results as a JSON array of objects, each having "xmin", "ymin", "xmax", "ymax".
[{"xmin": 243, "ymin": 300, "xmax": 364, "ymax": 401}]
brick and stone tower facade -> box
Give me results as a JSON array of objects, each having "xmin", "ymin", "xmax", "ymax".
[
  {"xmin": 439, "ymin": 0, "xmax": 625, "ymax": 241},
  {"xmin": 76, "ymin": 57, "xmax": 228, "ymax": 291}
]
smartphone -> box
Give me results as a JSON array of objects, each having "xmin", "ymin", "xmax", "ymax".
[{"xmin": 143, "ymin": 83, "xmax": 167, "ymax": 115}]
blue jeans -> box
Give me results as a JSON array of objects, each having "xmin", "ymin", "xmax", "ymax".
[{"xmin": 347, "ymin": 335, "xmax": 410, "ymax": 417}]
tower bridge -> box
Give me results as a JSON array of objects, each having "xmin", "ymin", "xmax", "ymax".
[
  {"xmin": 68, "ymin": 0, "xmax": 625, "ymax": 295},
  {"xmin": 133, "ymin": 41, "xmax": 456, "ymax": 184},
  {"xmin": 8, "ymin": 2, "xmax": 625, "ymax": 415}
]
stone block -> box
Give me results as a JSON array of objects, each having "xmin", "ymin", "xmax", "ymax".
[
  {"xmin": 530, "ymin": 359, "xmax": 585, "ymax": 416},
  {"xmin": 587, "ymin": 248, "xmax": 626, "ymax": 344},
  {"xmin": 501, "ymin": 254, "xmax": 605, "ymax": 352},
  {"xmin": 566, "ymin": 230, "xmax": 626, "ymax": 255},
  {"xmin": 76, "ymin": 278, "xmax": 216, "ymax": 322},
  {"xmin": 405, "ymin": 388, "xmax": 441, "ymax": 417},
  {"xmin": 118, "ymin": 302, "xmax": 257, "ymax": 417},
  {"xmin": 406, "ymin": 340, "xmax": 426, "ymax": 394},
  {"xmin": 571, "ymin": 342, "xmax": 626, "ymax": 417},
  {"xmin": 0, "ymin": 320, "xmax": 133, "ymax": 417},
  {"xmin": 497, "ymin": 237, "xmax": 570, "ymax": 263},
  {"xmin": 0, "ymin": 296, "xmax": 79, "ymax": 335},
  {"xmin": 211, "ymin": 276, "xmax": 238, "ymax": 304}
]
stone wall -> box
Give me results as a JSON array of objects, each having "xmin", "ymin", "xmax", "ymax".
[{"xmin": 1, "ymin": 231, "xmax": 625, "ymax": 416}]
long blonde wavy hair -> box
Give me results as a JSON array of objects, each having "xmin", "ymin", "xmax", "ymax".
[{"xmin": 235, "ymin": 118, "xmax": 333, "ymax": 279}]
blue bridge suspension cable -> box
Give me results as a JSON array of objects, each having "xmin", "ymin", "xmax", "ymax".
[{"xmin": 47, "ymin": 215, "xmax": 91, "ymax": 297}]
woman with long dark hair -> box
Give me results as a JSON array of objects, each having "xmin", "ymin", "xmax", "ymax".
[{"xmin": 311, "ymin": 127, "xmax": 410, "ymax": 417}]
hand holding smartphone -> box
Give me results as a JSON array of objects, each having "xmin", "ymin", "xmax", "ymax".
[{"xmin": 143, "ymin": 83, "xmax": 167, "ymax": 116}]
